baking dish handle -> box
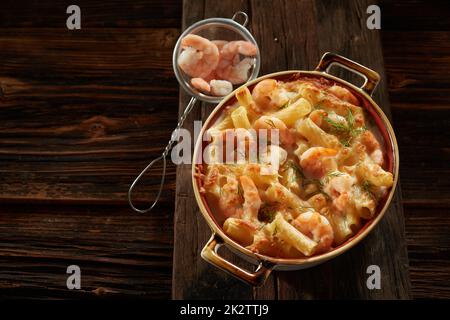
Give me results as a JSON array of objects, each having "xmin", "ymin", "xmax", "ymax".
[
  {"xmin": 201, "ymin": 234, "xmax": 273, "ymax": 287},
  {"xmin": 315, "ymin": 52, "xmax": 380, "ymax": 96}
]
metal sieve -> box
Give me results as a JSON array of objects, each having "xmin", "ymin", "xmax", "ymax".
[{"xmin": 129, "ymin": 11, "xmax": 260, "ymax": 213}]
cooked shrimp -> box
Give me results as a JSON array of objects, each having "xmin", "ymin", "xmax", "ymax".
[
  {"xmin": 314, "ymin": 90, "xmax": 363, "ymax": 123},
  {"xmin": 309, "ymin": 109, "xmax": 328, "ymax": 127},
  {"xmin": 203, "ymin": 69, "xmax": 218, "ymax": 82},
  {"xmin": 358, "ymin": 130, "xmax": 383, "ymax": 166},
  {"xmin": 223, "ymin": 217, "xmax": 257, "ymax": 246},
  {"xmin": 216, "ymin": 41, "xmax": 257, "ymax": 84},
  {"xmin": 203, "ymin": 165, "xmax": 219, "ymax": 189},
  {"xmin": 249, "ymin": 230, "xmax": 284, "ymax": 257},
  {"xmin": 309, "ymin": 110, "xmax": 347, "ymax": 132},
  {"xmin": 292, "ymin": 211, "xmax": 334, "ymax": 253},
  {"xmin": 327, "ymin": 173, "xmax": 355, "ymax": 195},
  {"xmin": 216, "ymin": 57, "xmax": 255, "ymax": 85},
  {"xmin": 218, "ymin": 176, "xmax": 242, "ymax": 217},
  {"xmin": 254, "ymin": 115, "xmax": 295, "ymax": 145},
  {"xmin": 323, "ymin": 172, "xmax": 355, "ymax": 212},
  {"xmin": 210, "ymin": 79, "xmax": 233, "ymax": 96},
  {"xmin": 191, "ymin": 77, "xmax": 211, "ymax": 93},
  {"xmin": 220, "ymin": 40, "xmax": 257, "ymax": 60},
  {"xmin": 212, "ymin": 40, "xmax": 228, "ymax": 51},
  {"xmin": 328, "ymin": 85, "xmax": 360, "ymax": 106},
  {"xmin": 299, "ymin": 147, "xmax": 338, "ymax": 179},
  {"xmin": 252, "ymin": 79, "xmax": 287, "ymax": 111},
  {"xmin": 178, "ymin": 34, "xmax": 220, "ymax": 78},
  {"xmin": 239, "ymin": 175, "xmax": 262, "ymax": 223}
]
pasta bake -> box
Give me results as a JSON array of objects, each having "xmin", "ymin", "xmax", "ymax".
[{"xmin": 199, "ymin": 76, "xmax": 394, "ymax": 258}]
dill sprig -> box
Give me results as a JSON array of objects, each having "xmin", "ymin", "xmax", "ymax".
[
  {"xmin": 327, "ymin": 171, "xmax": 344, "ymax": 178},
  {"xmin": 258, "ymin": 204, "xmax": 278, "ymax": 223},
  {"xmin": 323, "ymin": 117, "xmax": 348, "ymax": 132},
  {"xmin": 264, "ymin": 118, "xmax": 277, "ymax": 128},
  {"xmin": 322, "ymin": 108, "xmax": 367, "ymax": 146},
  {"xmin": 237, "ymin": 182, "xmax": 243, "ymax": 197},
  {"xmin": 284, "ymin": 160, "xmax": 332, "ymax": 201},
  {"xmin": 361, "ymin": 180, "xmax": 376, "ymax": 199},
  {"xmin": 279, "ymin": 101, "xmax": 289, "ymax": 109},
  {"xmin": 282, "ymin": 160, "xmax": 304, "ymax": 183}
]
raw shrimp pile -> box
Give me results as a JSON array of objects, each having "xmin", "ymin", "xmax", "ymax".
[{"xmin": 177, "ymin": 34, "xmax": 257, "ymax": 97}]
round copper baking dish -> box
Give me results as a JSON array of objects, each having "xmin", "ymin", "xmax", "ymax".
[{"xmin": 192, "ymin": 52, "xmax": 399, "ymax": 286}]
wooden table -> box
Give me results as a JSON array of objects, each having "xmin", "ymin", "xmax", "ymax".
[{"xmin": 0, "ymin": 0, "xmax": 449, "ymax": 299}]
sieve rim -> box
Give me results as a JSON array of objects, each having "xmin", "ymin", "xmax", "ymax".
[{"xmin": 172, "ymin": 16, "xmax": 261, "ymax": 103}]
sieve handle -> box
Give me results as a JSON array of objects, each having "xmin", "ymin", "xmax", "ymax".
[
  {"xmin": 232, "ymin": 11, "xmax": 249, "ymax": 27},
  {"xmin": 128, "ymin": 97, "xmax": 198, "ymax": 213}
]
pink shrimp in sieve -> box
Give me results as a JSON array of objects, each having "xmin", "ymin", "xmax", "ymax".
[
  {"xmin": 216, "ymin": 40, "xmax": 257, "ymax": 85},
  {"xmin": 210, "ymin": 80, "xmax": 233, "ymax": 96},
  {"xmin": 191, "ymin": 78, "xmax": 211, "ymax": 93},
  {"xmin": 190, "ymin": 78, "xmax": 233, "ymax": 96},
  {"xmin": 212, "ymin": 40, "xmax": 228, "ymax": 51},
  {"xmin": 178, "ymin": 34, "xmax": 220, "ymax": 78}
]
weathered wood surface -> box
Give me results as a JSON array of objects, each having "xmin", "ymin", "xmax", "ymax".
[
  {"xmin": 0, "ymin": 0, "xmax": 448, "ymax": 299},
  {"xmin": 173, "ymin": 0, "xmax": 412, "ymax": 299}
]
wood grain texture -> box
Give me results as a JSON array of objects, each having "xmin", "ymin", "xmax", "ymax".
[
  {"xmin": 403, "ymin": 203, "xmax": 450, "ymax": 299},
  {"xmin": 0, "ymin": 2, "xmax": 181, "ymax": 299},
  {"xmin": 0, "ymin": 28, "xmax": 179, "ymax": 203},
  {"xmin": 173, "ymin": 0, "xmax": 411, "ymax": 299},
  {"xmin": 0, "ymin": 204, "xmax": 173, "ymax": 299},
  {"xmin": 172, "ymin": 0, "xmax": 264, "ymax": 300},
  {"xmin": 0, "ymin": 0, "xmax": 182, "ymax": 28},
  {"xmin": 380, "ymin": 0, "xmax": 450, "ymax": 31},
  {"xmin": 382, "ymin": 31, "xmax": 450, "ymax": 206},
  {"xmin": 0, "ymin": 0, "xmax": 448, "ymax": 299}
]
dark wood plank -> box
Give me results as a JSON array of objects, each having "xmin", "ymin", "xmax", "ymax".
[
  {"xmin": 381, "ymin": 31, "xmax": 450, "ymax": 205},
  {"xmin": 0, "ymin": 11, "xmax": 180, "ymax": 298},
  {"xmin": 0, "ymin": 204, "xmax": 173, "ymax": 299},
  {"xmin": 391, "ymin": 108, "xmax": 450, "ymax": 206},
  {"xmin": 0, "ymin": 28, "xmax": 180, "ymax": 204},
  {"xmin": 383, "ymin": 31, "xmax": 450, "ymax": 110},
  {"xmin": 404, "ymin": 204, "xmax": 450, "ymax": 299},
  {"xmin": 380, "ymin": 25, "xmax": 450, "ymax": 298},
  {"xmin": 172, "ymin": 0, "xmax": 277, "ymax": 300},
  {"xmin": 380, "ymin": 0, "xmax": 450, "ymax": 31},
  {"xmin": 173, "ymin": 0, "xmax": 411, "ymax": 299},
  {"xmin": 0, "ymin": 0, "xmax": 182, "ymax": 28},
  {"xmin": 0, "ymin": 0, "xmax": 447, "ymax": 299},
  {"xmin": 273, "ymin": 0, "xmax": 410, "ymax": 299}
]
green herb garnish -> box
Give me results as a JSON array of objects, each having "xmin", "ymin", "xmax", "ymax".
[
  {"xmin": 361, "ymin": 180, "xmax": 376, "ymax": 199},
  {"xmin": 258, "ymin": 204, "xmax": 278, "ymax": 223},
  {"xmin": 264, "ymin": 118, "xmax": 277, "ymax": 128},
  {"xmin": 327, "ymin": 171, "xmax": 344, "ymax": 178},
  {"xmin": 237, "ymin": 183, "xmax": 243, "ymax": 197},
  {"xmin": 279, "ymin": 101, "xmax": 289, "ymax": 109},
  {"xmin": 322, "ymin": 108, "xmax": 367, "ymax": 146},
  {"xmin": 323, "ymin": 116, "xmax": 348, "ymax": 132}
]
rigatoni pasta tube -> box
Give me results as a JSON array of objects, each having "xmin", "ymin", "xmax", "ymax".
[
  {"xmin": 273, "ymin": 214, "xmax": 317, "ymax": 256},
  {"xmin": 223, "ymin": 218, "xmax": 257, "ymax": 246},
  {"xmin": 235, "ymin": 86, "xmax": 258, "ymax": 121},
  {"xmin": 266, "ymin": 182, "xmax": 311, "ymax": 215},
  {"xmin": 231, "ymin": 106, "xmax": 252, "ymax": 129},
  {"xmin": 356, "ymin": 161, "xmax": 393, "ymax": 187},
  {"xmin": 297, "ymin": 118, "xmax": 341, "ymax": 149},
  {"xmin": 272, "ymin": 98, "xmax": 312, "ymax": 126}
]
